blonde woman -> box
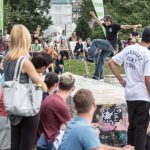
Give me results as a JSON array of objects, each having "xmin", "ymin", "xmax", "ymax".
[{"xmin": 3, "ymin": 24, "xmax": 47, "ymax": 150}]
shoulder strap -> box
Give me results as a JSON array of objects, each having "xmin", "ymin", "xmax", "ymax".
[
  {"xmin": 0, "ymin": 74, "xmax": 4, "ymax": 86},
  {"xmin": 13, "ymin": 57, "xmax": 27, "ymax": 81}
]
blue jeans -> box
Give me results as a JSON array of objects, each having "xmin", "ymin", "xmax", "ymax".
[
  {"xmin": 88, "ymin": 39, "xmax": 114, "ymax": 60},
  {"xmin": 88, "ymin": 39, "xmax": 114, "ymax": 79},
  {"xmin": 37, "ymin": 133, "xmax": 55, "ymax": 150}
]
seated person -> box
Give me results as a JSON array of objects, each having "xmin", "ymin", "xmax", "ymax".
[
  {"xmin": 46, "ymin": 42, "xmax": 58, "ymax": 61},
  {"xmin": 55, "ymin": 55, "xmax": 64, "ymax": 75},
  {"xmin": 44, "ymin": 40, "xmax": 53, "ymax": 51},
  {"xmin": 84, "ymin": 38, "xmax": 92, "ymax": 58},
  {"xmin": 32, "ymin": 39, "xmax": 42, "ymax": 53},
  {"xmin": 52, "ymin": 32, "xmax": 60, "ymax": 52},
  {"xmin": 36, "ymin": 73, "xmax": 75, "ymax": 150},
  {"xmin": 74, "ymin": 38, "xmax": 83, "ymax": 59},
  {"xmin": 69, "ymin": 31, "xmax": 77, "ymax": 42},
  {"xmin": 59, "ymin": 39, "xmax": 70, "ymax": 61},
  {"xmin": 130, "ymin": 27, "xmax": 140, "ymax": 43},
  {"xmin": 59, "ymin": 30, "xmax": 68, "ymax": 46},
  {"xmin": 124, "ymin": 38, "xmax": 133, "ymax": 47},
  {"xmin": 60, "ymin": 89, "xmax": 134, "ymax": 150}
]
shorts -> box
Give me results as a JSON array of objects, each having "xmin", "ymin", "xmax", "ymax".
[{"xmin": 0, "ymin": 116, "xmax": 11, "ymax": 149}]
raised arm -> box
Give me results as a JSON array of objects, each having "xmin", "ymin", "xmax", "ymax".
[
  {"xmin": 90, "ymin": 11, "xmax": 102, "ymax": 26},
  {"xmin": 121, "ymin": 24, "xmax": 142, "ymax": 30}
]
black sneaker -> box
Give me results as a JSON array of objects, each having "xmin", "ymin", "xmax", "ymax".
[
  {"xmin": 86, "ymin": 57, "xmax": 94, "ymax": 63},
  {"xmin": 92, "ymin": 77, "xmax": 99, "ymax": 80}
]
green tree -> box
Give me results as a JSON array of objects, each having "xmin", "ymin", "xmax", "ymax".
[
  {"xmin": 4, "ymin": 0, "xmax": 52, "ymax": 33},
  {"xmin": 76, "ymin": 17, "xmax": 91, "ymax": 40},
  {"xmin": 76, "ymin": 0, "xmax": 150, "ymax": 40},
  {"xmin": 76, "ymin": 0, "xmax": 105, "ymax": 40},
  {"xmin": 75, "ymin": 0, "xmax": 93, "ymax": 40}
]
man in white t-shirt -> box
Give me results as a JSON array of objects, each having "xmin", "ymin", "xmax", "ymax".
[{"xmin": 108, "ymin": 27, "xmax": 150, "ymax": 150}]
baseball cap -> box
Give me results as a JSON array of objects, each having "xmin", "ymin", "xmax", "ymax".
[
  {"xmin": 142, "ymin": 26, "xmax": 150, "ymax": 36},
  {"xmin": 103, "ymin": 15, "xmax": 113, "ymax": 21},
  {"xmin": 142, "ymin": 26, "xmax": 150, "ymax": 43}
]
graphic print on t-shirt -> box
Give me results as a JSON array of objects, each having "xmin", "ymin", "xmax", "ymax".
[
  {"xmin": 126, "ymin": 50, "xmax": 143, "ymax": 70},
  {"xmin": 109, "ymin": 28, "xmax": 112, "ymax": 33}
]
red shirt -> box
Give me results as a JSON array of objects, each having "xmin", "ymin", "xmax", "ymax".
[
  {"xmin": 0, "ymin": 88, "xmax": 8, "ymax": 116},
  {"xmin": 38, "ymin": 94, "xmax": 71, "ymax": 142}
]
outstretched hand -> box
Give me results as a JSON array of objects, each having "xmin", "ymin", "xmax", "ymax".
[
  {"xmin": 123, "ymin": 145, "xmax": 134, "ymax": 150},
  {"xmin": 137, "ymin": 24, "xmax": 142, "ymax": 27},
  {"xmin": 90, "ymin": 11, "xmax": 95, "ymax": 17}
]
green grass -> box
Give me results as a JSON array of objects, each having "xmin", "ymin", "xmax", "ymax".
[{"xmin": 64, "ymin": 59, "xmax": 124, "ymax": 77}]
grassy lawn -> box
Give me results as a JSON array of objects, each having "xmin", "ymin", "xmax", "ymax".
[{"xmin": 64, "ymin": 59, "xmax": 124, "ymax": 77}]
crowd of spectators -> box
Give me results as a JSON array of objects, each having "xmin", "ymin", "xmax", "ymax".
[{"xmin": 0, "ymin": 24, "xmax": 150, "ymax": 150}]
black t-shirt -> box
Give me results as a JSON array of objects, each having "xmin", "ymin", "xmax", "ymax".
[
  {"xmin": 131, "ymin": 31, "xmax": 139, "ymax": 37},
  {"xmin": 103, "ymin": 23, "xmax": 121, "ymax": 41},
  {"xmin": 74, "ymin": 42, "xmax": 83, "ymax": 52},
  {"xmin": 55, "ymin": 59, "xmax": 64, "ymax": 66}
]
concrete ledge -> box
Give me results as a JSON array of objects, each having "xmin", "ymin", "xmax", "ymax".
[{"xmin": 104, "ymin": 74, "xmax": 126, "ymax": 84}]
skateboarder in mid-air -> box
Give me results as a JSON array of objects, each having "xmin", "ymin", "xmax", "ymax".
[{"xmin": 87, "ymin": 11, "xmax": 142, "ymax": 80}]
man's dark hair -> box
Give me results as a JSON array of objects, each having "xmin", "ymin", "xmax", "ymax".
[
  {"xmin": 59, "ymin": 73, "xmax": 75, "ymax": 91},
  {"xmin": 44, "ymin": 72, "xmax": 59, "ymax": 88},
  {"xmin": 31, "ymin": 52, "xmax": 52, "ymax": 69},
  {"xmin": 142, "ymin": 26, "xmax": 150, "ymax": 43},
  {"xmin": 73, "ymin": 89, "xmax": 95, "ymax": 113}
]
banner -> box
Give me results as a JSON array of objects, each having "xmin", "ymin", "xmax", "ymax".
[
  {"xmin": 92, "ymin": 0, "xmax": 104, "ymax": 20},
  {"xmin": 92, "ymin": 0, "xmax": 106, "ymax": 37},
  {"xmin": 0, "ymin": 0, "xmax": 3, "ymax": 48}
]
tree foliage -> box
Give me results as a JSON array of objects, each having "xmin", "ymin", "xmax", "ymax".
[
  {"xmin": 76, "ymin": 0, "xmax": 150, "ymax": 40},
  {"xmin": 4, "ymin": 0, "xmax": 52, "ymax": 33},
  {"xmin": 75, "ymin": 0, "xmax": 93, "ymax": 40},
  {"xmin": 76, "ymin": 17, "xmax": 91, "ymax": 40}
]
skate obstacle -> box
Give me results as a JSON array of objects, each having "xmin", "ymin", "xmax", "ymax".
[{"xmin": 67, "ymin": 74, "xmax": 127, "ymax": 147}]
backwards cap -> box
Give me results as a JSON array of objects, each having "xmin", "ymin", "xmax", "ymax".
[
  {"xmin": 142, "ymin": 26, "xmax": 150, "ymax": 37},
  {"xmin": 142, "ymin": 26, "xmax": 150, "ymax": 43},
  {"xmin": 103, "ymin": 15, "xmax": 113, "ymax": 21}
]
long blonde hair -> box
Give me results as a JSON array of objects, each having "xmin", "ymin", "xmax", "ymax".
[{"xmin": 7, "ymin": 24, "xmax": 31, "ymax": 60}]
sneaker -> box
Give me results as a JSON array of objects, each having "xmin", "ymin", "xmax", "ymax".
[
  {"xmin": 92, "ymin": 77, "xmax": 99, "ymax": 80},
  {"xmin": 86, "ymin": 57, "xmax": 94, "ymax": 63}
]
